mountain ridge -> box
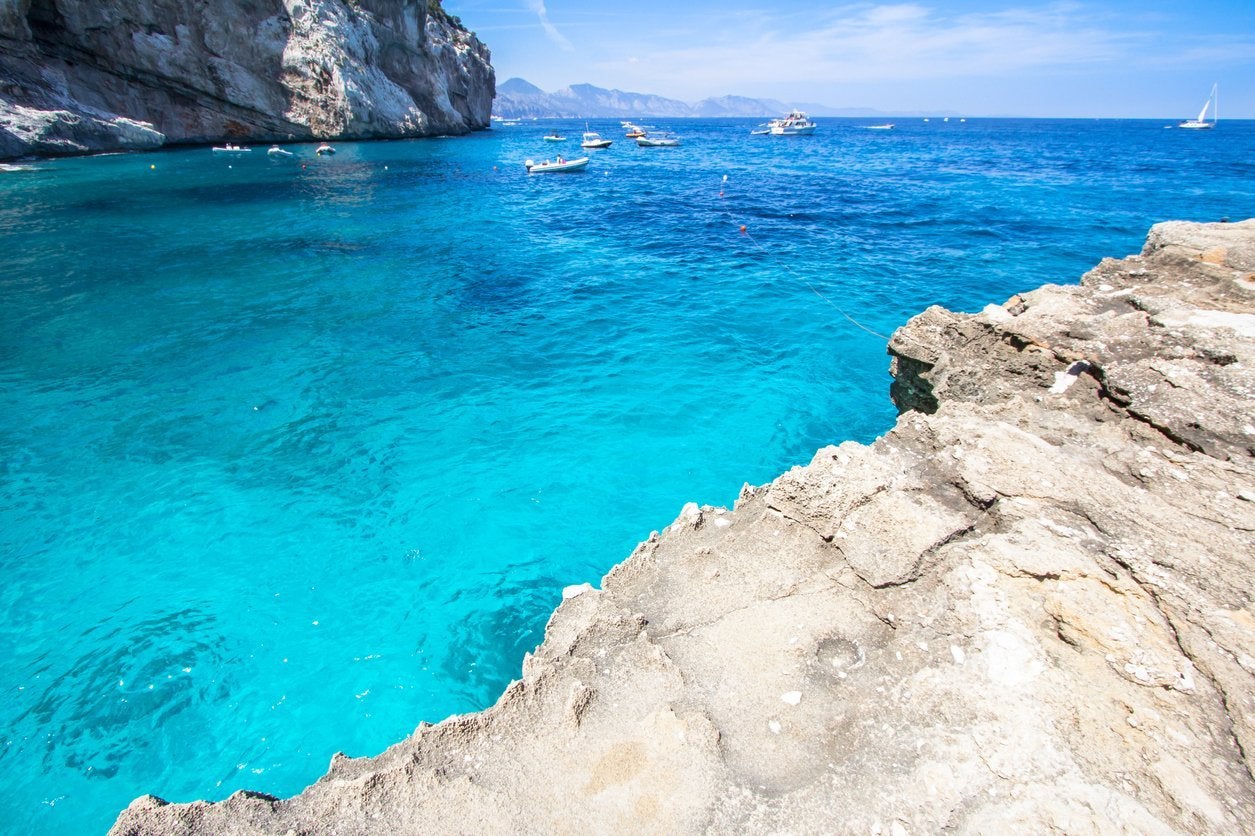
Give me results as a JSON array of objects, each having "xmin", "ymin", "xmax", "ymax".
[{"xmin": 493, "ymin": 77, "xmax": 954, "ymax": 119}]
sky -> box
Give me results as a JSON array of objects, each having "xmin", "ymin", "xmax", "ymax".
[{"xmin": 441, "ymin": 0, "xmax": 1255, "ymax": 117}]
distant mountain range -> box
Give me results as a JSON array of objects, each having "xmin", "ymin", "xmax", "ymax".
[{"xmin": 492, "ymin": 78, "xmax": 921, "ymax": 119}]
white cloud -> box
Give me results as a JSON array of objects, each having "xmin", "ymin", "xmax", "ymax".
[
  {"xmin": 525, "ymin": 0, "xmax": 575, "ymax": 52},
  {"xmin": 597, "ymin": 3, "xmax": 1145, "ymax": 94}
]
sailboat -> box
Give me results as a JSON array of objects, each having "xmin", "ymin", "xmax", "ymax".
[{"xmin": 1178, "ymin": 83, "xmax": 1218, "ymax": 129}]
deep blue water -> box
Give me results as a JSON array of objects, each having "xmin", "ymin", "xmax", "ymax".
[{"xmin": 1, "ymin": 117, "xmax": 1252, "ymax": 833}]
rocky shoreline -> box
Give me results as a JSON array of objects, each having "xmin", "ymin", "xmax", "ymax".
[
  {"xmin": 112, "ymin": 221, "xmax": 1255, "ymax": 834},
  {"xmin": 0, "ymin": 0, "xmax": 493, "ymax": 161}
]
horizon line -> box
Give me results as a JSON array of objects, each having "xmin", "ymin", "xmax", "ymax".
[{"xmin": 491, "ymin": 112, "xmax": 1254, "ymax": 121}]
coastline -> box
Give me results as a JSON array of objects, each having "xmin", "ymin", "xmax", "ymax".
[
  {"xmin": 0, "ymin": 0, "xmax": 493, "ymax": 162},
  {"xmin": 111, "ymin": 219, "xmax": 1255, "ymax": 834}
]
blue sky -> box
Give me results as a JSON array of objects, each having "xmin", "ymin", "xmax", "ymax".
[{"xmin": 442, "ymin": 1, "xmax": 1254, "ymax": 117}]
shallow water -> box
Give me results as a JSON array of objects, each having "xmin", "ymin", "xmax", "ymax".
[{"xmin": 1, "ymin": 117, "xmax": 1252, "ymax": 833}]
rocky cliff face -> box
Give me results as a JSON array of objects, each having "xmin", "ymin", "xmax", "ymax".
[
  {"xmin": 112, "ymin": 221, "xmax": 1255, "ymax": 835},
  {"xmin": 0, "ymin": 0, "xmax": 493, "ymax": 159}
]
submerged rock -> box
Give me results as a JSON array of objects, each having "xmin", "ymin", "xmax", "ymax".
[
  {"xmin": 111, "ymin": 221, "xmax": 1255, "ymax": 834},
  {"xmin": 0, "ymin": 0, "xmax": 493, "ymax": 159}
]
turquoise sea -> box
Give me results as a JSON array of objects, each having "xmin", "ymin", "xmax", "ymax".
[{"xmin": 2, "ymin": 117, "xmax": 1253, "ymax": 833}]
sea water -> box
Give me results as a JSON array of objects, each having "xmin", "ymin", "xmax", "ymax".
[{"xmin": 1, "ymin": 118, "xmax": 1252, "ymax": 833}]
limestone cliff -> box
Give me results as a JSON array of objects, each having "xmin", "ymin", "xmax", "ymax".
[
  {"xmin": 0, "ymin": 0, "xmax": 493, "ymax": 160},
  {"xmin": 112, "ymin": 221, "xmax": 1255, "ymax": 834}
]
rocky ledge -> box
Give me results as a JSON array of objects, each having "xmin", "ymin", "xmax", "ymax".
[
  {"xmin": 112, "ymin": 221, "xmax": 1255, "ymax": 834},
  {"xmin": 0, "ymin": 0, "xmax": 493, "ymax": 160}
]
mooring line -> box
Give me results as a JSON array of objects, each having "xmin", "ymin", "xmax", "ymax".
[{"xmin": 716, "ymin": 176, "xmax": 891, "ymax": 342}]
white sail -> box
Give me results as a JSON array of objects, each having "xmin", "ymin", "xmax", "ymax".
[
  {"xmin": 1179, "ymin": 83, "xmax": 1217, "ymax": 129},
  {"xmin": 1196, "ymin": 88, "xmax": 1212, "ymax": 122}
]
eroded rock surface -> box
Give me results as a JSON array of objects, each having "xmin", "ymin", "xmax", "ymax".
[
  {"xmin": 111, "ymin": 221, "xmax": 1255, "ymax": 834},
  {"xmin": 0, "ymin": 0, "xmax": 492, "ymax": 159}
]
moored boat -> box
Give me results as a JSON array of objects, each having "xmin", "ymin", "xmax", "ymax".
[
  {"xmin": 524, "ymin": 156, "xmax": 590, "ymax": 173},
  {"xmin": 581, "ymin": 128, "xmax": 612, "ymax": 149},
  {"xmin": 769, "ymin": 110, "xmax": 817, "ymax": 135},
  {"xmin": 316, "ymin": 143, "xmax": 336, "ymax": 155},
  {"xmin": 212, "ymin": 143, "xmax": 250, "ymax": 153},
  {"xmin": 267, "ymin": 145, "xmax": 294, "ymax": 156},
  {"xmin": 636, "ymin": 132, "xmax": 680, "ymax": 147},
  {"xmin": 1179, "ymin": 83, "xmax": 1218, "ymax": 129},
  {"xmin": 544, "ymin": 132, "xmax": 566, "ymax": 142}
]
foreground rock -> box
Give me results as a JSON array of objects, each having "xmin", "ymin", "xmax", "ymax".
[
  {"xmin": 0, "ymin": 0, "xmax": 492, "ymax": 160},
  {"xmin": 112, "ymin": 221, "xmax": 1255, "ymax": 834}
]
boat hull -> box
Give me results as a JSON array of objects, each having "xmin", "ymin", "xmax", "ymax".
[
  {"xmin": 1179, "ymin": 84, "xmax": 1218, "ymax": 129},
  {"xmin": 525, "ymin": 157, "xmax": 590, "ymax": 173}
]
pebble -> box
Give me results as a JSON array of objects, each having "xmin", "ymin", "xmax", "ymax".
[{"xmin": 781, "ymin": 691, "xmax": 802, "ymax": 706}]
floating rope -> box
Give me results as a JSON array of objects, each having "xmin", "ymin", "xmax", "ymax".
[{"xmin": 717, "ymin": 175, "xmax": 891, "ymax": 343}]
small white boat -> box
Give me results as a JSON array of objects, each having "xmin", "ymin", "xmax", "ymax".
[
  {"xmin": 581, "ymin": 128, "xmax": 612, "ymax": 149},
  {"xmin": 769, "ymin": 110, "xmax": 817, "ymax": 135},
  {"xmin": 267, "ymin": 145, "xmax": 294, "ymax": 156},
  {"xmin": 1179, "ymin": 83, "xmax": 1218, "ymax": 129},
  {"xmin": 212, "ymin": 143, "xmax": 250, "ymax": 153},
  {"xmin": 525, "ymin": 156, "xmax": 590, "ymax": 173},
  {"xmin": 637, "ymin": 132, "xmax": 680, "ymax": 147},
  {"xmin": 543, "ymin": 133, "xmax": 566, "ymax": 142},
  {"xmin": 865, "ymin": 123, "xmax": 895, "ymax": 130},
  {"xmin": 316, "ymin": 143, "xmax": 336, "ymax": 155}
]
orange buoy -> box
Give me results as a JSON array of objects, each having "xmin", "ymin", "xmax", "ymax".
[{"xmin": 739, "ymin": 225, "xmax": 747, "ymax": 234}]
